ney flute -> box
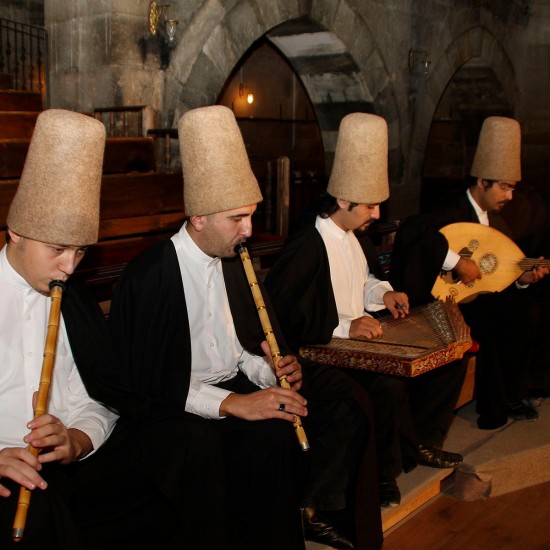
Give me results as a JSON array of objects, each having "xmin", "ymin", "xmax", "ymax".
[
  {"xmin": 12, "ymin": 280, "xmax": 65, "ymax": 542},
  {"xmin": 235, "ymin": 243, "xmax": 310, "ymax": 452}
]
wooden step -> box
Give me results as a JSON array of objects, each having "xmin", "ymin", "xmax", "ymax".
[
  {"xmin": 382, "ymin": 469, "xmax": 453, "ymax": 533},
  {"xmin": 0, "ymin": 111, "xmax": 40, "ymax": 138},
  {"xmin": 0, "ymin": 90, "xmax": 42, "ymax": 111}
]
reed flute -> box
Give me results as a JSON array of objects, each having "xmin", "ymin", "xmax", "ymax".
[
  {"xmin": 235, "ymin": 243, "xmax": 310, "ymax": 452},
  {"xmin": 12, "ymin": 280, "xmax": 66, "ymax": 542}
]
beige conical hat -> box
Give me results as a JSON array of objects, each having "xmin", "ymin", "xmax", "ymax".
[
  {"xmin": 7, "ymin": 109, "xmax": 106, "ymax": 246},
  {"xmin": 470, "ymin": 116, "xmax": 521, "ymax": 182},
  {"xmin": 327, "ymin": 113, "xmax": 389, "ymax": 204},
  {"xmin": 178, "ymin": 105, "xmax": 262, "ymax": 216}
]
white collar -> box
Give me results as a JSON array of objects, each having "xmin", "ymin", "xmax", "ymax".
[
  {"xmin": 466, "ymin": 188, "xmax": 487, "ymax": 219},
  {"xmin": 173, "ymin": 221, "xmax": 221, "ymax": 270},
  {"xmin": 0, "ymin": 245, "xmax": 33, "ymax": 292}
]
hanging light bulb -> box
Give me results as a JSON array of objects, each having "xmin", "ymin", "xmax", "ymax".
[
  {"xmin": 247, "ymin": 92, "xmax": 254, "ymax": 104},
  {"xmin": 166, "ymin": 18, "xmax": 178, "ymax": 43}
]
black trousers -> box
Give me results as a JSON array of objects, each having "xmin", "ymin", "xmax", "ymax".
[
  {"xmin": 461, "ymin": 287, "xmax": 543, "ymax": 427},
  {"xmin": 346, "ymin": 358, "xmax": 467, "ymax": 480},
  {"xmin": 301, "ymin": 363, "xmax": 383, "ymax": 550},
  {"xmin": 219, "ymin": 366, "xmax": 383, "ymax": 550},
  {"xmin": 0, "ymin": 465, "xmax": 85, "ymax": 550},
  {"xmin": 215, "ymin": 373, "xmax": 305, "ymax": 550},
  {"xmin": 0, "ymin": 411, "xmax": 238, "ymax": 550},
  {"xmin": 76, "ymin": 411, "xmax": 234, "ymax": 550}
]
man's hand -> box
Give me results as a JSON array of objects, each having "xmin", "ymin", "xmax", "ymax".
[
  {"xmin": 261, "ymin": 340, "xmax": 303, "ymax": 391},
  {"xmin": 219, "ymin": 387, "xmax": 307, "ymax": 421},
  {"xmin": 349, "ymin": 316, "xmax": 383, "ymax": 339},
  {"xmin": 518, "ymin": 258, "xmax": 549, "ymax": 285},
  {"xmin": 24, "ymin": 415, "xmax": 92, "ymax": 465},
  {"xmin": 454, "ymin": 257, "xmax": 482, "ymax": 284},
  {"xmin": 0, "ymin": 447, "xmax": 47, "ymax": 498},
  {"xmin": 219, "ymin": 341, "xmax": 307, "ymax": 421},
  {"xmin": 383, "ymin": 291, "xmax": 410, "ymax": 319}
]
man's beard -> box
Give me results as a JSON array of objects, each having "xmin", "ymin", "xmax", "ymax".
[{"xmin": 355, "ymin": 220, "xmax": 373, "ymax": 235}]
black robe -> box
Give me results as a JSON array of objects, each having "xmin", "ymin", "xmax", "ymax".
[
  {"xmin": 63, "ymin": 281, "xmax": 232, "ymax": 549},
  {"xmin": 108, "ymin": 238, "xmax": 383, "ymax": 550},
  {"xmin": 389, "ymin": 193, "xmax": 544, "ymax": 428}
]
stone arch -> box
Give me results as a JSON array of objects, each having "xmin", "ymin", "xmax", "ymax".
[
  {"xmin": 407, "ymin": 26, "xmax": 517, "ymax": 210},
  {"xmin": 165, "ymin": 0, "xmax": 401, "ymax": 179}
]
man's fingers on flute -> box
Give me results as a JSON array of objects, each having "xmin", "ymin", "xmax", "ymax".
[
  {"xmin": 276, "ymin": 403, "xmax": 308, "ymax": 420},
  {"xmin": 0, "ymin": 459, "xmax": 46, "ymax": 490}
]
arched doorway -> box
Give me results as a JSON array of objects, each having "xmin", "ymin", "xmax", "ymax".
[{"xmin": 422, "ymin": 58, "xmax": 512, "ymax": 212}]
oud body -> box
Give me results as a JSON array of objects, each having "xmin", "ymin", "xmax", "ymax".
[{"xmin": 431, "ymin": 222, "xmax": 548, "ymax": 303}]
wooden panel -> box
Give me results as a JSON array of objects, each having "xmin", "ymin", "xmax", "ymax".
[
  {"xmin": 0, "ymin": 138, "xmax": 29, "ymax": 179},
  {"xmin": 0, "ymin": 111, "xmax": 39, "ymax": 138},
  {"xmin": 77, "ymin": 234, "xmax": 170, "ymax": 272},
  {"xmin": 0, "ymin": 74, "xmax": 13, "ymax": 90},
  {"xmin": 0, "ymin": 90, "xmax": 42, "ymax": 111},
  {"xmin": 1, "ymin": 172, "xmax": 184, "ymax": 226},
  {"xmin": 0, "ymin": 180, "xmax": 18, "ymax": 225},
  {"xmin": 99, "ymin": 212, "xmax": 184, "ymax": 239},
  {"xmin": 100, "ymin": 171, "xmax": 182, "ymax": 219},
  {"xmin": 0, "ymin": 137, "xmax": 158, "ymax": 180},
  {"xmin": 103, "ymin": 137, "xmax": 156, "ymax": 173}
]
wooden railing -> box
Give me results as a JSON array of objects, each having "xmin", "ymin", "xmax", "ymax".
[
  {"xmin": 93, "ymin": 105, "xmax": 155, "ymax": 138},
  {"xmin": 0, "ymin": 18, "xmax": 48, "ymax": 103}
]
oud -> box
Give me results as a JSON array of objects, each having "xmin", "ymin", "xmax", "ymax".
[{"xmin": 431, "ymin": 222, "xmax": 550, "ymax": 303}]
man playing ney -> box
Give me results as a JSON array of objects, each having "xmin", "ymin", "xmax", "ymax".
[
  {"xmin": 0, "ymin": 109, "xmax": 118, "ymax": 548},
  {"xmin": 108, "ymin": 105, "xmax": 382, "ymax": 550}
]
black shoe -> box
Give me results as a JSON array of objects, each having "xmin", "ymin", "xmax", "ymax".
[
  {"xmin": 507, "ymin": 400, "xmax": 539, "ymax": 421},
  {"xmin": 301, "ymin": 507, "xmax": 354, "ymax": 550},
  {"xmin": 417, "ymin": 445, "xmax": 463, "ymax": 469},
  {"xmin": 477, "ymin": 415, "xmax": 507, "ymax": 430},
  {"xmin": 379, "ymin": 478, "xmax": 401, "ymax": 508}
]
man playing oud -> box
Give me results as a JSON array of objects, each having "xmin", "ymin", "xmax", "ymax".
[{"xmin": 390, "ymin": 116, "xmax": 549, "ymax": 429}]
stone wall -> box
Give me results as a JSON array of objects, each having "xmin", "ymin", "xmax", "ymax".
[{"xmin": 41, "ymin": 0, "xmax": 549, "ymax": 219}]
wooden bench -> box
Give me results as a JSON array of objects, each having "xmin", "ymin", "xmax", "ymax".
[{"xmin": 0, "ymin": 136, "xmax": 157, "ymax": 179}]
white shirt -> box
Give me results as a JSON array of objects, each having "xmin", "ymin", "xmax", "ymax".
[
  {"xmin": 443, "ymin": 188, "xmax": 488, "ymax": 270},
  {"xmin": 0, "ymin": 246, "xmax": 118, "ymax": 455},
  {"xmin": 315, "ymin": 216, "xmax": 393, "ymax": 339},
  {"xmin": 171, "ymin": 223, "xmax": 277, "ymax": 420}
]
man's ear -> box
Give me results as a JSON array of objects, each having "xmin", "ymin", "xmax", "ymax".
[
  {"xmin": 7, "ymin": 228, "xmax": 21, "ymax": 244},
  {"xmin": 188, "ymin": 215, "xmax": 206, "ymax": 232},
  {"xmin": 336, "ymin": 198, "xmax": 349, "ymax": 210},
  {"xmin": 477, "ymin": 178, "xmax": 488, "ymax": 190}
]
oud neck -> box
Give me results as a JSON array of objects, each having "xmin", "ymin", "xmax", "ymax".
[{"xmin": 518, "ymin": 258, "xmax": 550, "ymax": 271}]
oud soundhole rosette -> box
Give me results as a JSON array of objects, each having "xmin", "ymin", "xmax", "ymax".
[
  {"xmin": 468, "ymin": 239, "xmax": 479, "ymax": 252},
  {"xmin": 479, "ymin": 253, "xmax": 497, "ymax": 274}
]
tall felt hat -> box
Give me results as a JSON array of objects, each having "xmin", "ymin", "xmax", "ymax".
[
  {"xmin": 7, "ymin": 109, "xmax": 106, "ymax": 246},
  {"xmin": 178, "ymin": 105, "xmax": 262, "ymax": 216},
  {"xmin": 327, "ymin": 113, "xmax": 389, "ymax": 204},
  {"xmin": 470, "ymin": 116, "xmax": 521, "ymax": 182}
]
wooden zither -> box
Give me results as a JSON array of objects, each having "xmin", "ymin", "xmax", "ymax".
[{"xmin": 299, "ymin": 298, "xmax": 472, "ymax": 377}]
